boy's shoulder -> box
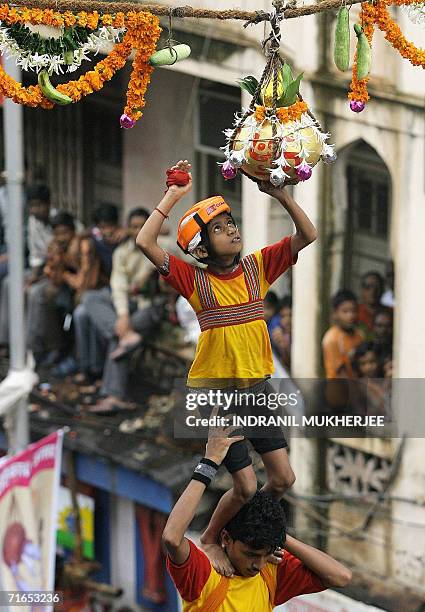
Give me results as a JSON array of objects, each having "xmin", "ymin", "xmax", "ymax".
[{"xmin": 322, "ymin": 325, "xmax": 342, "ymax": 344}]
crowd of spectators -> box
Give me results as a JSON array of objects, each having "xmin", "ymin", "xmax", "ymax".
[
  {"xmin": 0, "ymin": 185, "xmax": 200, "ymax": 414},
  {"xmin": 0, "ymin": 186, "xmax": 394, "ymax": 416},
  {"xmin": 264, "ymin": 267, "xmax": 394, "ymax": 414},
  {"xmin": 322, "ymin": 270, "xmax": 394, "ymax": 381}
]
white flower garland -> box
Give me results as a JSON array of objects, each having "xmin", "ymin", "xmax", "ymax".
[
  {"xmin": 403, "ymin": 3, "xmax": 425, "ymax": 26},
  {"xmin": 0, "ymin": 24, "xmax": 124, "ymax": 74}
]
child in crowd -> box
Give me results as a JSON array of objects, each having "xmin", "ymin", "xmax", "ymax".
[
  {"xmin": 351, "ymin": 341, "xmax": 380, "ymax": 378},
  {"xmin": 137, "ymin": 159, "xmax": 317, "ymax": 576},
  {"xmin": 322, "ymin": 289, "xmax": 364, "ymax": 379},
  {"xmin": 351, "ymin": 342, "xmax": 390, "ymax": 416}
]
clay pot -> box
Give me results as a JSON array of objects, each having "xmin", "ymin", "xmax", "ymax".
[{"xmin": 233, "ymin": 119, "xmax": 322, "ymax": 181}]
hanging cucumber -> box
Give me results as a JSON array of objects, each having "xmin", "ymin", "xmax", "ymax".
[
  {"xmin": 354, "ymin": 23, "xmax": 371, "ymax": 80},
  {"xmin": 148, "ymin": 44, "xmax": 191, "ymax": 67},
  {"xmin": 38, "ymin": 69, "xmax": 72, "ymax": 105},
  {"xmin": 334, "ymin": 7, "xmax": 350, "ymax": 72}
]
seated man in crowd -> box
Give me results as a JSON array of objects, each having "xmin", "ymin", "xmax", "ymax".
[
  {"xmin": 69, "ymin": 203, "xmax": 126, "ymax": 382},
  {"xmin": 83, "ymin": 207, "xmax": 172, "ymax": 412},
  {"xmin": 163, "ymin": 416, "xmax": 352, "ymax": 610},
  {"xmin": 27, "ymin": 211, "xmax": 79, "ymax": 366}
]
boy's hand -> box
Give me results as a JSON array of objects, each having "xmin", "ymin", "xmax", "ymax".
[
  {"xmin": 166, "ymin": 160, "xmax": 192, "ymax": 199},
  {"xmin": 205, "ymin": 406, "xmax": 243, "ymax": 465},
  {"xmin": 257, "ymin": 178, "xmax": 299, "ymax": 198},
  {"xmin": 267, "ymin": 547, "xmax": 284, "ymax": 565}
]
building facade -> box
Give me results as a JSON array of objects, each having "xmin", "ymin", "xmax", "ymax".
[{"xmin": 10, "ymin": 1, "xmax": 425, "ymax": 608}]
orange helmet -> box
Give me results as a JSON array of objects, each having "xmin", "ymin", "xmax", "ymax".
[{"xmin": 177, "ymin": 196, "xmax": 231, "ymax": 253}]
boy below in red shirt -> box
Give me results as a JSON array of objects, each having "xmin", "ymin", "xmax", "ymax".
[
  {"xmin": 163, "ymin": 414, "xmax": 352, "ymax": 611},
  {"xmin": 137, "ymin": 159, "xmax": 317, "ymax": 576}
]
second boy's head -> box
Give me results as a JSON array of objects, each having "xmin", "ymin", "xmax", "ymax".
[
  {"xmin": 220, "ymin": 492, "xmax": 286, "ymax": 577},
  {"xmin": 331, "ymin": 290, "xmax": 358, "ymax": 332},
  {"xmin": 177, "ymin": 196, "xmax": 242, "ymax": 265}
]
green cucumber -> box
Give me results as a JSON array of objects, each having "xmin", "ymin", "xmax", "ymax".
[
  {"xmin": 354, "ymin": 23, "xmax": 371, "ymax": 80},
  {"xmin": 334, "ymin": 7, "xmax": 350, "ymax": 72},
  {"xmin": 148, "ymin": 44, "xmax": 191, "ymax": 67}
]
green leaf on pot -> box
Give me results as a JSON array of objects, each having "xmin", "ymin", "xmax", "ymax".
[
  {"xmin": 237, "ymin": 75, "xmax": 259, "ymax": 96},
  {"xmin": 281, "ymin": 63, "xmax": 293, "ymax": 92},
  {"xmin": 277, "ymin": 72, "xmax": 304, "ymax": 107}
]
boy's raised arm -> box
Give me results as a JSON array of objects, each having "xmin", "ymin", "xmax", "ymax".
[
  {"xmin": 284, "ymin": 534, "xmax": 352, "ymax": 588},
  {"xmin": 136, "ymin": 160, "xmax": 192, "ymax": 268},
  {"xmin": 258, "ymin": 182, "xmax": 317, "ymax": 257},
  {"xmin": 162, "ymin": 412, "xmax": 243, "ymax": 566}
]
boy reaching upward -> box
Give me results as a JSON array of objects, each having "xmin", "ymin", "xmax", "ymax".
[{"xmin": 137, "ymin": 160, "xmax": 317, "ymax": 575}]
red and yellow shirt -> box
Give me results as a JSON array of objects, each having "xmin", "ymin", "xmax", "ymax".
[
  {"xmin": 167, "ymin": 539, "xmax": 325, "ymax": 611},
  {"xmin": 161, "ymin": 237, "xmax": 296, "ymax": 385}
]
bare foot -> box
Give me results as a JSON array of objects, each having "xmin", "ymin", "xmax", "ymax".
[
  {"xmin": 88, "ymin": 396, "xmax": 136, "ymax": 414},
  {"xmin": 200, "ymin": 543, "xmax": 235, "ymax": 577},
  {"xmin": 110, "ymin": 331, "xmax": 143, "ymax": 360},
  {"xmin": 120, "ymin": 330, "xmax": 142, "ymax": 345}
]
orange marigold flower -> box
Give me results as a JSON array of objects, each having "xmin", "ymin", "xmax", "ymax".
[
  {"xmin": 0, "ymin": 8, "xmax": 160, "ymax": 124},
  {"xmin": 254, "ymin": 106, "xmax": 266, "ymax": 122}
]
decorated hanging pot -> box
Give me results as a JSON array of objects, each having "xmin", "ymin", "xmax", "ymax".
[
  {"xmin": 233, "ymin": 118, "xmax": 324, "ymax": 182},
  {"xmin": 223, "ymin": 62, "xmax": 336, "ymax": 185}
]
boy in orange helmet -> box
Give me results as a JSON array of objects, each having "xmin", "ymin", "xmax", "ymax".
[{"xmin": 137, "ymin": 159, "xmax": 317, "ymax": 576}]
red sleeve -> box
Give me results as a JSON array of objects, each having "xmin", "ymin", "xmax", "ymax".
[
  {"xmin": 274, "ymin": 551, "xmax": 326, "ymax": 605},
  {"xmin": 261, "ymin": 236, "xmax": 298, "ymax": 285},
  {"xmin": 166, "ymin": 539, "xmax": 212, "ymax": 602},
  {"xmin": 161, "ymin": 253, "xmax": 196, "ymax": 300}
]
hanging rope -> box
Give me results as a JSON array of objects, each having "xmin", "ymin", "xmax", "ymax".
[{"xmin": 9, "ymin": 0, "xmax": 365, "ymax": 22}]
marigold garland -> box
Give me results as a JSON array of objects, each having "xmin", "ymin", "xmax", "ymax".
[
  {"xmin": 0, "ymin": 5, "xmax": 160, "ymax": 123},
  {"xmin": 348, "ymin": 0, "xmax": 425, "ymax": 107},
  {"xmin": 254, "ymin": 100, "xmax": 309, "ymax": 123}
]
